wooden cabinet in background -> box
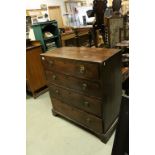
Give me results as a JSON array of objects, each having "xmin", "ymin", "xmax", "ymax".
[
  {"xmin": 61, "ymin": 27, "xmax": 91, "ymax": 47},
  {"xmin": 32, "ymin": 21, "xmax": 61, "ymax": 52},
  {"xmin": 26, "ymin": 41, "xmax": 48, "ymax": 98},
  {"xmin": 61, "ymin": 32, "xmax": 77, "ymax": 47},
  {"xmin": 75, "ymin": 27, "xmax": 90, "ymax": 47}
]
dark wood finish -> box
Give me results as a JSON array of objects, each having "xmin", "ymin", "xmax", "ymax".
[
  {"xmin": 101, "ymin": 52, "xmax": 122, "ymax": 132},
  {"xmin": 112, "ymin": 0, "xmax": 122, "ymax": 13},
  {"xmin": 41, "ymin": 47, "xmax": 122, "ymax": 143},
  {"xmin": 61, "ymin": 27, "xmax": 91, "ymax": 47},
  {"xmin": 112, "ymin": 96, "xmax": 129, "ymax": 155},
  {"xmin": 61, "ymin": 32, "xmax": 77, "ymax": 47},
  {"xmin": 49, "ymin": 84, "xmax": 102, "ymax": 117},
  {"xmin": 42, "ymin": 56, "xmax": 100, "ymax": 80},
  {"xmin": 122, "ymin": 77, "xmax": 129, "ymax": 96},
  {"xmin": 75, "ymin": 27, "xmax": 90, "ymax": 47},
  {"xmin": 41, "ymin": 47, "xmax": 119, "ymax": 63},
  {"xmin": 92, "ymin": 0, "xmax": 107, "ymax": 46},
  {"xmin": 26, "ymin": 41, "xmax": 47, "ymax": 98},
  {"xmin": 52, "ymin": 101, "xmax": 118, "ymax": 143},
  {"xmin": 52, "ymin": 98, "xmax": 103, "ymax": 133},
  {"xmin": 45, "ymin": 71, "xmax": 102, "ymax": 98}
]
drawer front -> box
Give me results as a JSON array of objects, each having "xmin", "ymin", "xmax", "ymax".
[
  {"xmin": 46, "ymin": 70, "xmax": 102, "ymax": 98},
  {"xmin": 41, "ymin": 56, "xmax": 100, "ymax": 80},
  {"xmin": 49, "ymin": 84, "xmax": 102, "ymax": 117},
  {"xmin": 52, "ymin": 98, "xmax": 103, "ymax": 133}
]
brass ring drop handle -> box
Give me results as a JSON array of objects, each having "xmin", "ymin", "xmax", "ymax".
[
  {"xmin": 52, "ymin": 75, "xmax": 57, "ymax": 80},
  {"xmin": 79, "ymin": 65, "xmax": 85, "ymax": 74},
  {"xmin": 82, "ymin": 83, "xmax": 87, "ymax": 90},
  {"xmin": 49, "ymin": 60, "xmax": 54, "ymax": 66},
  {"xmin": 55, "ymin": 90, "xmax": 59, "ymax": 95},
  {"xmin": 84, "ymin": 101, "xmax": 89, "ymax": 107},
  {"xmin": 86, "ymin": 118, "xmax": 91, "ymax": 124}
]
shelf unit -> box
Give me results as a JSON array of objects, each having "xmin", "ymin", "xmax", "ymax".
[{"xmin": 32, "ymin": 20, "xmax": 61, "ymax": 51}]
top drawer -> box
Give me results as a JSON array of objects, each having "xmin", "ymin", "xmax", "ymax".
[{"xmin": 41, "ymin": 56, "xmax": 100, "ymax": 80}]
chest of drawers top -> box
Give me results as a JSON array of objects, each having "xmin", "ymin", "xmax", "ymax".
[
  {"xmin": 41, "ymin": 47, "xmax": 121, "ymax": 81},
  {"xmin": 41, "ymin": 47, "xmax": 120, "ymax": 63}
]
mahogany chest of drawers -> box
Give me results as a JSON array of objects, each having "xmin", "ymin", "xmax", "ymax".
[{"xmin": 41, "ymin": 47, "xmax": 122, "ymax": 143}]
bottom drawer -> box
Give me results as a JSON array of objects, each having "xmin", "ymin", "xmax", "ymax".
[{"xmin": 52, "ymin": 98, "xmax": 103, "ymax": 133}]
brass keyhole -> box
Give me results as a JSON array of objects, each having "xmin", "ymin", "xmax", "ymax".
[
  {"xmin": 79, "ymin": 65, "xmax": 85, "ymax": 74},
  {"xmin": 82, "ymin": 83, "xmax": 87, "ymax": 90},
  {"xmin": 55, "ymin": 90, "xmax": 59, "ymax": 94},
  {"xmin": 49, "ymin": 60, "xmax": 54, "ymax": 66},
  {"xmin": 86, "ymin": 118, "xmax": 91, "ymax": 124},
  {"xmin": 52, "ymin": 75, "xmax": 56, "ymax": 80},
  {"xmin": 84, "ymin": 101, "xmax": 89, "ymax": 107}
]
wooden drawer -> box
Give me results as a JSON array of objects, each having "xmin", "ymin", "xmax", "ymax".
[
  {"xmin": 45, "ymin": 70, "xmax": 102, "ymax": 98},
  {"xmin": 41, "ymin": 56, "xmax": 100, "ymax": 80},
  {"xmin": 61, "ymin": 33, "xmax": 76, "ymax": 40},
  {"xmin": 49, "ymin": 84, "xmax": 102, "ymax": 117},
  {"xmin": 52, "ymin": 98, "xmax": 103, "ymax": 133}
]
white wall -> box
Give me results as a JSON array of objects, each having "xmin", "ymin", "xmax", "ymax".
[
  {"xmin": 26, "ymin": 0, "xmax": 64, "ymax": 10},
  {"xmin": 26, "ymin": 0, "xmax": 66, "ymax": 18},
  {"xmin": 26, "ymin": 0, "xmax": 115, "ymax": 12},
  {"xmin": 86, "ymin": 0, "xmax": 93, "ymax": 6}
]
